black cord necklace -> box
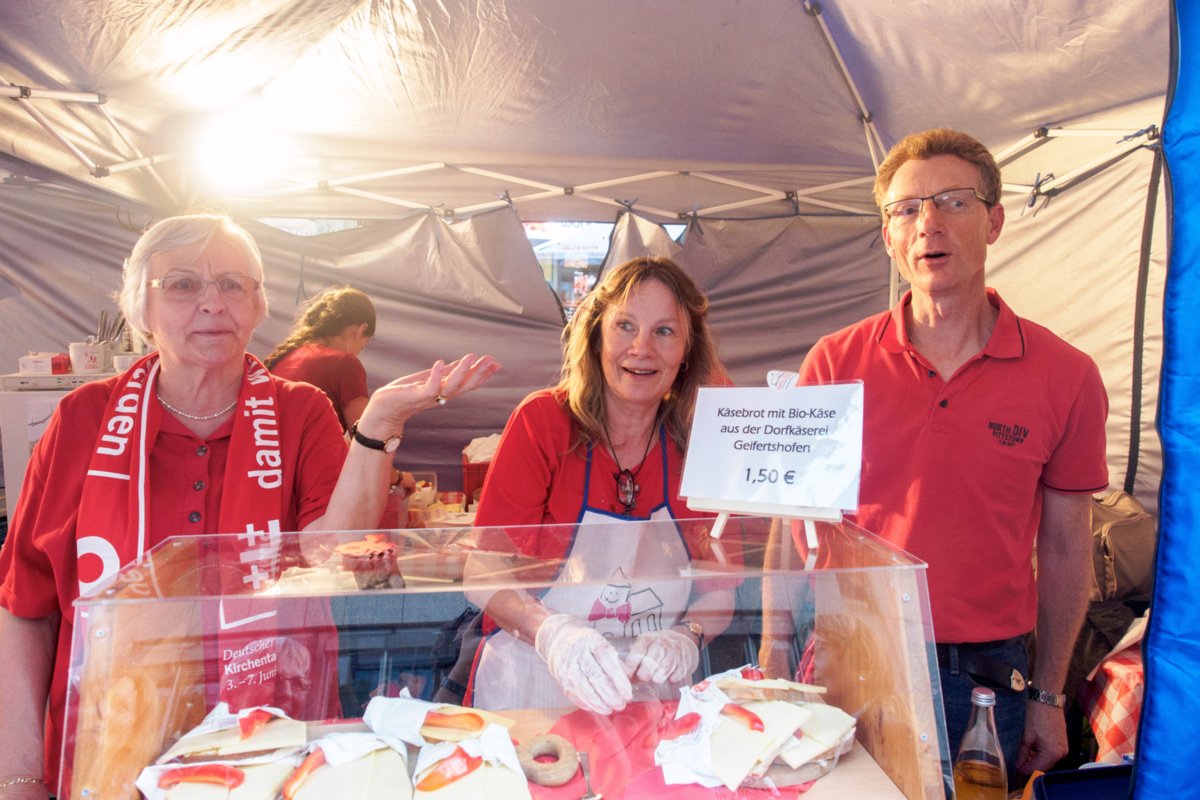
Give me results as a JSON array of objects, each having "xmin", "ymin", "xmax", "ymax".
[{"xmin": 602, "ymin": 418, "xmax": 658, "ymax": 516}]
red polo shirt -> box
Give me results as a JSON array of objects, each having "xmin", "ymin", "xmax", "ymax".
[{"xmin": 799, "ymin": 289, "xmax": 1108, "ymax": 642}]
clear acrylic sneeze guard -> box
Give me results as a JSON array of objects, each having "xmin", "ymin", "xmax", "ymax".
[{"xmin": 64, "ymin": 517, "xmax": 947, "ymax": 799}]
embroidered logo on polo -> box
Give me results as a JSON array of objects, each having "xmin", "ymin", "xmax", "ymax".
[{"xmin": 988, "ymin": 420, "xmax": 1029, "ymax": 447}]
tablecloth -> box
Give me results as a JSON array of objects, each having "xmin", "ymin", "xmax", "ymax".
[{"xmin": 1076, "ymin": 645, "xmax": 1143, "ymax": 764}]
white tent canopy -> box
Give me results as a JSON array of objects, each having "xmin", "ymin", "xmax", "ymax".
[{"xmin": 0, "ymin": 0, "xmax": 1170, "ymax": 499}]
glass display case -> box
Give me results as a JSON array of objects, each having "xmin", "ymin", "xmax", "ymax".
[{"xmin": 62, "ymin": 517, "xmax": 946, "ymax": 799}]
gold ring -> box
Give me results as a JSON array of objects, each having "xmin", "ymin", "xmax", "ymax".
[{"xmin": 436, "ymin": 395, "xmax": 447, "ymax": 406}]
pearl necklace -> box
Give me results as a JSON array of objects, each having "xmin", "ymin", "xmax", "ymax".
[{"xmin": 157, "ymin": 391, "xmax": 238, "ymax": 421}]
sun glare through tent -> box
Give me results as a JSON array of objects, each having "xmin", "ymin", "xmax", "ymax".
[{"xmin": 194, "ymin": 105, "xmax": 293, "ymax": 192}]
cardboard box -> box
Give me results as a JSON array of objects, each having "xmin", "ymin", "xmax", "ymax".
[{"xmin": 19, "ymin": 352, "xmax": 70, "ymax": 374}]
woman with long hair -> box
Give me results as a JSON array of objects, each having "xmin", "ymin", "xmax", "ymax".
[
  {"xmin": 466, "ymin": 256, "xmax": 736, "ymax": 716},
  {"xmin": 266, "ymin": 286, "xmax": 377, "ymax": 431}
]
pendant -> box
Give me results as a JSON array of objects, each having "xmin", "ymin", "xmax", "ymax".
[{"xmin": 616, "ymin": 468, "xmax": 637, "ymax": 514}]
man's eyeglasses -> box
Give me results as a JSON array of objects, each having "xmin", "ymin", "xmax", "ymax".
[
  {"xmin": 147, "ymin": 273, "xmax": 261, "ymax": 301},
  {"xmin": 883, "ymin": 188, "xmax": 992, "ymax": 225}
]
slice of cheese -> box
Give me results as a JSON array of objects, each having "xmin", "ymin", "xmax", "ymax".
[
  {"xmin": 163, "ymin": 760, "xmax": 293, "ymax": 800},
  {"xmin": 797, "ymin": 703, "xmax": 856, "ymax": 749},
  {"xmin": 293, "ymin": 748, "xmax": 411, "ymax": 800},
  {"xmin": 160, "ymin": 718, "xmax": 308, "ymax": 762},
  {"xmin": 746, "ymin": 701, "xmax": 815, "ymax": 776},
  {"xmin": 777, "ymin": 703, "xmax": 857, "ymax": 770},
  {"xmin": 413, "ymin": 763, "xmax": 531, "ymax": 800},
  {"xmin": 776, "ymin": 735, "xmax": 831, "ymax": 771},
  {"xmin": 708, "ymin": 701, "xmax": 811, "ymax": 792},
  {"xmin": 419, "ymin": 707, "xmax": 516, "ymax": 742}
]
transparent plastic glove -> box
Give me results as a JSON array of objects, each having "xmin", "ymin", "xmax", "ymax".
[
  {"xmin": 624, "ymin": 628, "xmax": 700, "ymax": 684},
  {"xmin": 534, "ymin": 613, "xmax": 632, "ymax": 714}
]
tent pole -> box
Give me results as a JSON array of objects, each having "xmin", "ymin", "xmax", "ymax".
[
  {"xmin": 0, "ymin": 80, "xmax": 101, "ymax": 176},
  {"xmin": 331, "ymin": 186, "xmax": 436, "ymax": 211},
  {"xmin": 0, "ymin": 85, "xmax": 104, "ymax": 104},
  {"xmin": 803, "ymin": 1, "xmax": 888, "ymax": 165},
  {"xmin": 993, "ymin": 131, "xmax": 1045, "ymax": 164},
  {"xmin": 96, "ymin": 105, "xmax": 178, "ymax": 206},
  {"xmin": 1043, "ymin": 128, "xmax": 1158, "ymax": 139},
  {"xmin": 574, "ymin": 172, "xmax": 676, "ymax": 192},
  {"xmin": 262, "ymin": 163, "xmax": 447, "ymax": 195},
  {"xmin": 1124, "ymin": 144, "xmax": 1163, "ymax": 494},
  {"xmin": 1031, "ymin": 136, "xmax": 1154, "ymax": 195}
]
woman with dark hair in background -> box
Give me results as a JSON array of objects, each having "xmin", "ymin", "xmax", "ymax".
[{"xmin": 266, "ymin": 286, "xmax": 376, "ymax": 431}]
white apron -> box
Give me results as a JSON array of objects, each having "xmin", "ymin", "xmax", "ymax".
[{"xmin": 471, "ymin": 430, "xmax": 695, "ymax": 711}]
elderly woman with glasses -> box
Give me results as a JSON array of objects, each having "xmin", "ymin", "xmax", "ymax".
[
  {"xmin": 464, "ymin": 256, "xmax": 739, "ymax": 717},
  {"xmin": 0, "ymin": 213, "xmax": 500, "ymax": 798}
]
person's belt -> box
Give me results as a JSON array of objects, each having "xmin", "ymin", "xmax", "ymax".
[{"xmin": 935, "ymin": 637, "xmax": 1027, "ymax": 692}]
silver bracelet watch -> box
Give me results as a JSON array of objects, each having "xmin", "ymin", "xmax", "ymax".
[{"xmin": 1026, "ymin": 684, "xmax": 1068, "ymax": 708}]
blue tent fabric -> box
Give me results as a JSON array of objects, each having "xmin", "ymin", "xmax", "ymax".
[{"xmin": 1138, "ymin": 3, "xmax": 1196, "ymax": 796}]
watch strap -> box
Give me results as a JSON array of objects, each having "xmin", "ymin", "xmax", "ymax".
[
  {"xmin": 349, "ymin": 421, "xmax": 400, "ymax": 453},
  {"xmin": 1026, "ymin": 684, "xmax": 1068, "ymax": 708}
]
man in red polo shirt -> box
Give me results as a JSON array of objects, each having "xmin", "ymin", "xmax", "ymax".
[{"xmin": 762, "ymin": 128, "xmax": 1108, "ymax": 787}]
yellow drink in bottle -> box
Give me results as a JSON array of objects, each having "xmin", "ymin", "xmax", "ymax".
[{"xmin": 953, "ymin": 758, "xmax": 1007, "ymax": 800}]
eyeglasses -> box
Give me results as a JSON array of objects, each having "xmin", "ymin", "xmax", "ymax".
[
  {"xmin": 280, "ymin": 675, "xmax": 312, "ymax": 692},
  {"xmin": 147, "ymin": 273, "xmax": 261, "ymax": 301},
  {"xmin": 883, "ymin": 188, "xmax": 992, "ymax": 225}
]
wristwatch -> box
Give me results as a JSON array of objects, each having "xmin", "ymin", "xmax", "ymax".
[
  {"xmin": 1027, "ymin": 684, "xmax": 1068, "ymax": 709},
  {"xmin": 678, "ymin": 619, "xmax": 705, "ymax": 648},
  {"xmin": 349, "ymin": 421, "xmax": 402, "ymax": 454}
]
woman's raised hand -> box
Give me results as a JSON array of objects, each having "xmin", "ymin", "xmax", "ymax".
[{"xmin": 357, "ymin": 354, "xmax": 501, "ymax": 436}]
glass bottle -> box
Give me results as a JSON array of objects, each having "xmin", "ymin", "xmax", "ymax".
[{"xmin": 953, "ymin": 686, "xmax": 1007, "ymax": 800}]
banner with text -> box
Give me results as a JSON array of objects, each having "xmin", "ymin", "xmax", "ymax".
[{"xmin": 681, "ymin": 383, "xmax": 863, "ymax": 513}]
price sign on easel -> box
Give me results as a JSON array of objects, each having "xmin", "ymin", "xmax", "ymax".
[{"xmin": 681, "ymin": 383, "xmax": 863, "ymax": 537}]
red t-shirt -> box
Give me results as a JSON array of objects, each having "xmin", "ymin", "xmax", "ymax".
[
  {"xmin": 476, "ymin": 390, "xmax": 697, "ymax": 527},
  {"xmin": 0, "ymin": 374, "xmax": 346, "ymax": 782},
  {"xmin": 474, "ymin": 390, "xmax": 734, "ymax": 572},
  {"xmin": 798, "ymin": 289, "xmax": 1109, "ymax": 642},
  {"xmin": 270, "ymin": 343, "xmax": 368, "ymax": 430}
]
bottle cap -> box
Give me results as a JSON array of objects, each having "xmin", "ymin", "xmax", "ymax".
[{"xmin": 971, "ymin": 687, "xmax": 997, "ymax": 706}]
